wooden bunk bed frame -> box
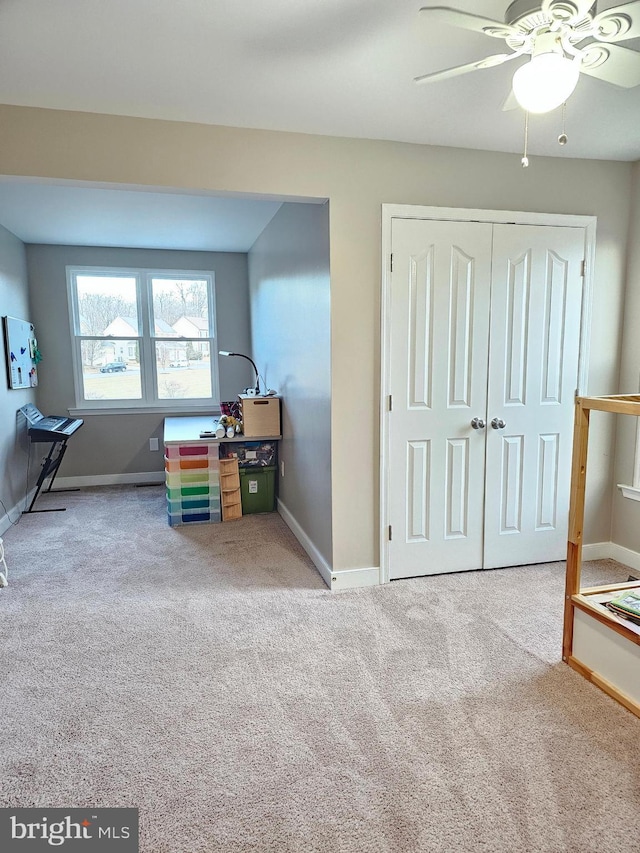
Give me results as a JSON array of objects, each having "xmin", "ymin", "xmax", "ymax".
[{"xmin": 564, "ymin": 395, "xmax": 640, "ymax": 719}]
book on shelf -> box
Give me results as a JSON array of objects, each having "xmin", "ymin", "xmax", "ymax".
[{"xmin": 605, "ymin": 588, "xmax": 640, "ymax": 626}]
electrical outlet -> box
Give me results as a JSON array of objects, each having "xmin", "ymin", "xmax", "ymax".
[
  {"xmin": 149, "ymin": 437, "xmax": 159, "ymax": 452},
  {"xmin": 280, "ymin": 460, "xmax": 285, "ymax": 477}
]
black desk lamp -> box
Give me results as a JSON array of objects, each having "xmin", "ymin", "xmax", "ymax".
[{"xmin": 218, "ymin": 351, "xmax": 261, "ymax": 395}]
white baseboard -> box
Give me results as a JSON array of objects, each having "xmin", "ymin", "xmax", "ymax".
[
  {"xmin": 581, "ymin": 542, "xmax": 613, "ymax": 561},
  {"xmin": 277, "ymin": 498, "xmax": 333, "ymax": 588},
  {"xmin": 329, "ymin": 565, "xmax": 381, "ymax": 591},
  {"xmin": 2, "ymin": 475, "xmax": 163, "ymax": 534},
  {"xmin": 0, "ymin": 507, "xmax": 15, "ymax": 537},
  {"xmin": 0, "ymin": 501, "xmax": 20, "ymax": 537},
  {"xmin": 276, "ymin": 499, "xmax": 381, "ymax": 591},
  {"xmin": 53, "ymin": 472, "xmax": 165, "ymax": 489},
  {"xmin": 0, "ymin": 488, "xmax": 37, "ymax": 536},
  {"xmin": 583, "ymin": 541, "xmax": 640, "ymax": 575}
]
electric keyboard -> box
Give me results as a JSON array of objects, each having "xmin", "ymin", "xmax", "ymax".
[
  {"xmin": 20, "ymin": 404, "xmax": 83, "ymax": 441},
  {"xmin": 19, "ymin": 404, "xmax": 84, "ymax": 513}
]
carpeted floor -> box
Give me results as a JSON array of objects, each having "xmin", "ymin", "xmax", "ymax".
[{"xmin": 1, "ymin": 485, "xmax": 639, "ymax": 852}]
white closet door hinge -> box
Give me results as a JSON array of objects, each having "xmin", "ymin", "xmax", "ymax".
[{"xmin": 581, "ymin": 259, "xmax": 586, "ymax": 277}]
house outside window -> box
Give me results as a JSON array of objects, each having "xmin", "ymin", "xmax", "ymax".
[
  {"xmin": 67, "ymin": 267, "xmax": 219, "ymax": 410},
  {"xmin": 172, "ymin": 315, "xmax": 209, "ymax": 354}
]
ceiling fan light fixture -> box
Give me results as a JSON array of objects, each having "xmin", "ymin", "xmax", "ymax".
[{"xmin": 512, "ymin": 51, "xmax": 580, "ymax": 113}]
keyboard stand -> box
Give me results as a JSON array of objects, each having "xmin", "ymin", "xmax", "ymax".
[{"xmin": 24, "ymin": 439, "xmax": 74, "ymax": 514}]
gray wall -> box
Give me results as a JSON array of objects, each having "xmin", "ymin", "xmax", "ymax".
[
  {"xmin": 25, "ymin": 245, "xmax": 251, "ymax": 478},
  {"xmin": 248, "ymin": 201, "xmax": 331, "ymax": 567},
  {"xmin": 0, "ymin": 224, "xmax": 35, "ymax": 531},
  {"xmin": 612, "ymin": 161, "xmax": 640, "ymax": 551},
  {"xmin": 0, "ymin": 106, "xmax": 632, "ymax": 570}
]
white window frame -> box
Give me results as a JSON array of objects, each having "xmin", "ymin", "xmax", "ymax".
[
  {"xmin": 618, "ymin": 424, "xmax": 640, "ymax": 503},
  {"xmin": 616, "ymin": 373, "xmax": 640, "ymax": 502},
  {"xmin": 66, "ymin": 266, "xmax": 220, "ymax": 414}
]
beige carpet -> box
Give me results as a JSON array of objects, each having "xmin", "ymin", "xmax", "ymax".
[{"xmin": 1, "ymin": 485, "xmax": 639, "ymax": 852}]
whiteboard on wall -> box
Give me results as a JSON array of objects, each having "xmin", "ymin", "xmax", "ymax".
[{"xmin": 2, "ymin": 315, "xmax": 38, "ymax": 389}]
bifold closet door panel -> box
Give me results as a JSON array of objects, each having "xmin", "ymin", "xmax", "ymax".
[
  {"xmin": 483, "ymin": 224, "xmax": 585, "ymax": 569},
  {"xmin": 387, "ymin": 218, "xmax": 493, "ymax": 579}
]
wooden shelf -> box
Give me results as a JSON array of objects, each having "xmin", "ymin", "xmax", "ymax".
[
  {"xmin": 219, "ymin": 458, "xmax": 242, "ymax": 521},
  {"xmin": 572, "ymin": 586, "xmax": 640, "ymax": 641},
  {"xmin": 564, "ymin": 395, "xmax": 640, "ymax": 718}
]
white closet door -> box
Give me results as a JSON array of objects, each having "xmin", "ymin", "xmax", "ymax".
[
  {"xmin": 483, "ymin": 224, "xmax": 584, "ymax": 569},
  {"xmin": 388, "ymin": 218, "xmax": 493, "ymax": 579}
]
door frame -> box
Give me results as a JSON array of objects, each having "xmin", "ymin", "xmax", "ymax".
[{"xmin": 379, "ymin": 205, "xmax": 597, "ymax": 585}]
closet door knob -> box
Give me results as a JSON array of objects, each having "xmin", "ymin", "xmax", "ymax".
[
  {"xmin": 491, "ymin": 417, "xmax": 506, "ymax": 430},
  {"xmin": 470, "ymin": 417, "xmax": 486, "ymax": 430}
]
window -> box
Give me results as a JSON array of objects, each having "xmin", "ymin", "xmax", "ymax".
[
  {"xmin": 619, "ymin": 417, "xmax": 640, "ymax": 502},
  {"xmin": 67, "ymin": 267, "xmax": 219, "ymax": 410}
]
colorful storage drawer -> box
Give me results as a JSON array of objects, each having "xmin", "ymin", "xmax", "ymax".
[
  {"xmin": 164, "ymin": 438, "xmax": 222, "ymax": 527},
  {"xmin": 168, "ymin": 507, "xmax": 222, "ymax": 527},
  {"xmin": 165, "ymin": 443, "xmax": 218, "ymax": 459},
  {"xmin": 166, "ymin": 484, "xmax": 220, "ymax": 500},
  {"xmin": 164, "ymin": 455, "xmax": 219, "ymax": 473},
  {"xmin": 166, "ymin": 470, "xmax": 219, "ymax": 488},
  {"xmin": 167, "ymin": 496, "xmax": 220, "ymax": 513}
]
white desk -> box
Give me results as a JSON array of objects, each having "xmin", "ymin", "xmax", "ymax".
[
  {"xmin": 163, "ymin": 418, "xmax": 281, "ymax": 526},
  {"xmin": 164, "ymin": 417, "xmax": 281, "ymax": 445}
]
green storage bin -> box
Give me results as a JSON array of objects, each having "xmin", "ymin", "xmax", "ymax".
[{"xmin": 239, "ymin": 466, "xmax": 276, "ymax": 514}]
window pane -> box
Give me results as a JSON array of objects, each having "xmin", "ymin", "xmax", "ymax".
[
  {"xmin": 151, "ymin": 277, "xmax": 210, "ymax": 338},
  {"xmin": 156, "ymin": 341, "xmax": 212, "ymax": 399},
  {"xmin": 76, "ymin": 275, "xmax": 139, "ymax": 336},
  {"xmin": 80, "ymin": 341, "xmax": 141, "ymax": 400}
]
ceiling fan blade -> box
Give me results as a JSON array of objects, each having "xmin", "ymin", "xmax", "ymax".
[
  {"xmin": 418, "ymin": 6, "xmax": 518, "ymax": 39},
  {"xmin": 592, "ymin": 1, "xmax": 640, "ymax": 42},
  {"xmin": 541, "ymin": 1, "xmax": 596, "ymax": 19},
  {"xmin": 579, "ymin": 42, "xmax": 640, "ymax": 87},
  {"xmin": 414, "ymin": 53, "xmax": 520, "ymax": 85}
]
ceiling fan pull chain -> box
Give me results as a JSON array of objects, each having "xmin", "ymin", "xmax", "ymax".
[
  {"xmin": 558, "ymin": 102, "xmax": 568, "ymax": 145},
  {"xmin": 521, "ymin": 110, "xmax": 530, "ymax": 167}
]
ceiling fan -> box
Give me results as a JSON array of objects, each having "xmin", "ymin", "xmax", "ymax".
[{"xmin": 415, "ymin": 1, "xmax": 640, "ymax": 113}]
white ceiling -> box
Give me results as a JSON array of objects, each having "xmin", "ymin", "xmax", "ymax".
[
  {"xmin": 0, "ymin": 1, "xmax": 637, "ymax": 252},
  {"xmin": 0, "ymin": 179, "xmax": 286, "ymax": 252},
  {"xmin": 0, "ymin": 0, "xmax": 638, "ymax": 162}
]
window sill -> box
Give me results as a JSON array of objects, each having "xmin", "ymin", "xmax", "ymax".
[
  {"xmin": 618, "ymin": 484, "xmax": 640, "ymax": 502},
  {"xmin": 69, "ymin": 405, "xmax": 222, "ymax": 417}
]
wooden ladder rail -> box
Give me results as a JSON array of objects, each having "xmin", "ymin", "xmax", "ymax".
[{"xmin": 563, "ymin": 397, "xmax": 590, "ymax": 662}]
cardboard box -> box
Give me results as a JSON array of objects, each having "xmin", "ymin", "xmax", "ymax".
[{"xmin": 239, "ymin": 395, "xmax": 281, "ymax": 437}]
